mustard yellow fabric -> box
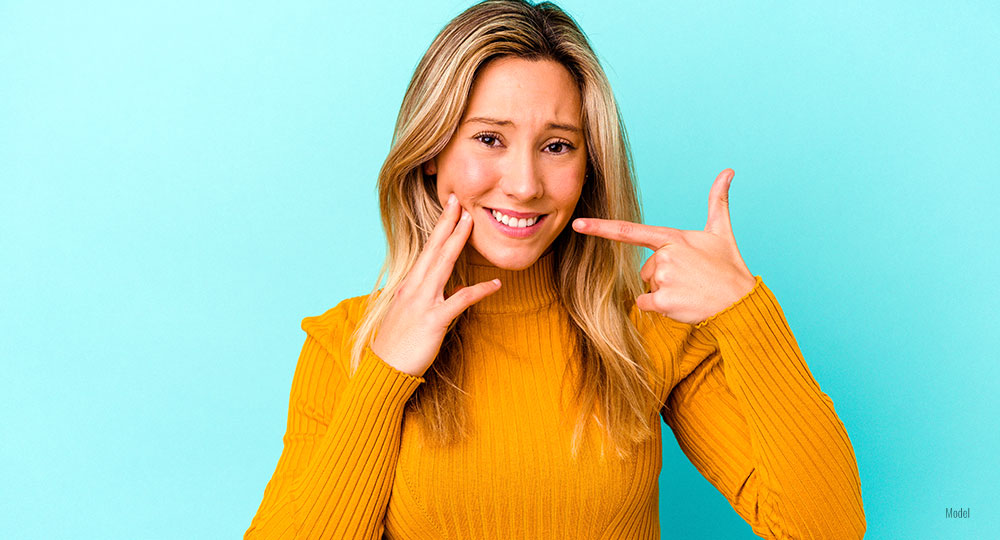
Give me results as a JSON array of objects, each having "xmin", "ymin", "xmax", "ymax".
[{"xmin": 245, "ymin": 251, "xmax": 865, "ymax": 539}]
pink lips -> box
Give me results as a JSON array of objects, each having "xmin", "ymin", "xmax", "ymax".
[
  {"xmin": 489, "ymin": 207, "xmax": 542, "ymax": 219},
  {"xmin": 484, "ymin": 207, "xmax": 547, "ymax": 239}
]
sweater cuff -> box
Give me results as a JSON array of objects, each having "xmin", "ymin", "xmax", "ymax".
[
  {"xmin": 693, "ymin": 275, "xmax": 772, "ymax": 333},
  {"xmin": 354, "ymin": 345, "xmax": 425, "ymax": 409}
]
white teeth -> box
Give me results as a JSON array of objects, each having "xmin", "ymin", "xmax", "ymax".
[{"xmin": 491, "ymin": 209, "xmax": 540, "ymax": 228}]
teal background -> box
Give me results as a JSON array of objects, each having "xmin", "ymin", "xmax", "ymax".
[{"xmin": 2, "ymin": 0, "xmax": 997, "ymax": 538}]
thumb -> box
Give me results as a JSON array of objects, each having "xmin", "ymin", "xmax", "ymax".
[
  {"xmin": 705, "ymin": 168, "xmax": 735, "ymax": 239},
  {"xmin": 442, "ymin": 278, "xmax": 502, "ymax": 320}
]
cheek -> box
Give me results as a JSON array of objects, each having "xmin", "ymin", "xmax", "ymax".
[
  {"xmin": 438, "ymin": 154, "xmax": 499, "ymax": 201},
  {"xmin": 549, "ymin": 170, "xmax": 586, "ymax": 213}
]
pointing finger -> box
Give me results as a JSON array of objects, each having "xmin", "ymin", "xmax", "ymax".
[{"xmin": 572, "ymin": 218, "xmax": 680, "ymax": 250}]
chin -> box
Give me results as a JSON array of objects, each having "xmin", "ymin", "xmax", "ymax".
[{"xmin": 470, "ymin": 243, "xmax": 545, "ymax": 270}]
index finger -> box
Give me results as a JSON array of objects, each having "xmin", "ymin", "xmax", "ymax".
[
  {"xmin": 572, "ymin": 218, "xmax": 678, "ymax": 250},
  {"xmin": 410, "ymin": 194, "xmax": 462, "ymax": 280}
]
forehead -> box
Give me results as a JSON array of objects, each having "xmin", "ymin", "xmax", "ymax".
[{"xmin": 463, "ymin": 57, "xmax": 582, "ymax": 127}]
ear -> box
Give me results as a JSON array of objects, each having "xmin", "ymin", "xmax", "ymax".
[{"xmin": 422, "ymin": 157, "xmax": 437, "ymax": 176}]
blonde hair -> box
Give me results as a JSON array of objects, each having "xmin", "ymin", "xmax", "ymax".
[{"xmin": 349, "ymin": 0, "xmax": 664, "ymax": 460}]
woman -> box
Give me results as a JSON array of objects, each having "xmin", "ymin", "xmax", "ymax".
[{"xmin": 245, "ymin": 1, "xmax": 866, "ymax": 538}]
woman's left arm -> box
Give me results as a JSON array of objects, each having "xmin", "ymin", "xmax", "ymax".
[
  {"xmin": 663, "ymin": 278, "xmax": 866, "ymax": 539},
  {"xmin": 576, "ymin": 169, "xmax": 866, "ymax": 539}
]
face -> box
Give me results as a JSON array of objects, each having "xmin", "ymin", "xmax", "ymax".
[{"xmin": 424, "ymin": 56, "xmax": 587, "ymax": 270}]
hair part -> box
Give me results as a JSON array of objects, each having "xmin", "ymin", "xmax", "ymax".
[{"xmin": 349, "ymin": 0, "xmax": 665, "ymax": 461}]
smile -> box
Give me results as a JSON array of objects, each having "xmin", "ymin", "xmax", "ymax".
[
  {"xmin": 490, "ymin": 208, "xmax": 541, "ymax": 228},
  {"xmin": 484, "ymin": 207, "xmax": 547, "ymax": 238}
]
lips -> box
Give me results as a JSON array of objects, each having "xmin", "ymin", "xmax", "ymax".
[
  {"xmin": 482, "ymin": 207, "xmax": 547, "ymax": 238},
  {"xmin": 486, "ymin": 207, "xmax": 545, "ymax": 219}
]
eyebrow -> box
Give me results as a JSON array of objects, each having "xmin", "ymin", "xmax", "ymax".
[{"xmin": 462, "ymin": 116, "xmax": 582, "ymax": 134}]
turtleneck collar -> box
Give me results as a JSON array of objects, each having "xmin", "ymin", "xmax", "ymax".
[{"xmin": 465, "ymin": 250, "xmax": 559, "ymax": 315}]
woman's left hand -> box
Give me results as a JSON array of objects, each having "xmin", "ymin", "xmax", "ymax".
[{"xmin": 572, "ymin": 168, "xmax": 757, "ymax": 325}]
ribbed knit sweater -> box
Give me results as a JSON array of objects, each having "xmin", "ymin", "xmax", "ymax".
[{"xmin": 244, "ymin": 251, "xmax": 865, "ymax": 539}]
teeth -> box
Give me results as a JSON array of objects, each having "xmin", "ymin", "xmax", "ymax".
[{"xmin": 491, "ymin": 209, "xmax": 540, "ymax": 228}]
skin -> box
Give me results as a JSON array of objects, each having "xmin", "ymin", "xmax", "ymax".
[
  {"xmin": 372, "ymin": 57, "xmax": 756, "ymax": 378},
  {"xmin": 573, "ymin": 169, "xmax": 757, "ymax": 324},
  {"xmin": 424, "ymin": 57, "xmax": 588, "ymax": 270},
  {"xmin": 373, "ymin": 57, "xmax": 585, "ymax": 377}
]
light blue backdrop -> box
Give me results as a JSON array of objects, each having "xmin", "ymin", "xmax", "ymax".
[{"xmin": 2, "ymin": 1, "xmax": 997, "ymax": 538}]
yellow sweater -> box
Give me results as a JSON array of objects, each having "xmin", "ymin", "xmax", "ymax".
[{"xmin": 244, "ymin": 251, "xmax": 865, "ymax": 539}]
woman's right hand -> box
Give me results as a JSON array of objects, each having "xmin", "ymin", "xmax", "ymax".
[{"xmin": 371, "ymin": 193, "xmax": 501, "ymax": 378}]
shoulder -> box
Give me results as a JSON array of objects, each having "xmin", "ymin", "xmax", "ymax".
[{"xmin": 300, "ymin": 292, "xmax": 377, "ymax": 362}]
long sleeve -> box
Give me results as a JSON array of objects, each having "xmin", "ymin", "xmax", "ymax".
[
  {"xmin": 657, "ymin": 277, "xmax": 866, "ymax": 539},
  {"xmin": 244, "ymin": 298, "xmax": 425, "ymax": 540}
]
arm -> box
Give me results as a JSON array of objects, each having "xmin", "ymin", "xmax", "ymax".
[
  {"xmin": 244, "ymin": 298, "xmax": 424, "ymax": 540},
  {"xmin": 659, "ymin": 277, "xmax": 866, "ymax": 539}
]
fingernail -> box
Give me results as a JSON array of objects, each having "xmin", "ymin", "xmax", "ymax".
[
  {"xmin": 448, "ymin": 193, "xmax": 457, "ymax": 206},
  {"xmin": 573, "ymin": 219, "xmax": 586, "ymax": 231},
  {"xmin": 461, "ymin": 209, "xmax": 470, "ymax": 220}
]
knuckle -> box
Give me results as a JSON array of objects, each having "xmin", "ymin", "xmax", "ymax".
[
  {"xmin": 653, "ymin": 293, "xmax": 673, "ymax": 312},
  {"xmin": 452, "ymin": 286, "xmax": 471, "ymax": 301},
  {"xmin": 430, "ymin": 216, "xmax": 455, "ymax": 239},
  {"xmin": 395, "ymin": 282, "xmax": 411, "ymax": 299},
  {"xmin": 428, "ymin": 303, "xmax": 449, "ymax": 324},
  {"xmin": 446, "ymin": 287, "xmax": 471, "ymax": 309}
]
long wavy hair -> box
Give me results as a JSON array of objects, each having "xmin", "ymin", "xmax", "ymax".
[{"xmin": 348, "ymin": 0, "xmax": 664, "ymax": 460}]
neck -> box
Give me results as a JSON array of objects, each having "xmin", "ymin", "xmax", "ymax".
[{"xmin": 464, "ymin": 250, "xmax": 559, "ymax": 315}]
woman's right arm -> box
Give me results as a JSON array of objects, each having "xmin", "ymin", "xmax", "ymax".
[
  {"xmin": 243, "ymin": 301, "xmax": 425, "ymax": 540},
  {"xmin": 245, "ymin": 193, "xmax": 499, "ymax": 539}
]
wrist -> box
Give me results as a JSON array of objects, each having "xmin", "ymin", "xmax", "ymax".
[
  {"xmin": 696, "ymin": 275, "xmax": 762, "ymax": 329},
  {"xmin": 368, "ymin": 345, "xmax": 427, "ymax": 379}
]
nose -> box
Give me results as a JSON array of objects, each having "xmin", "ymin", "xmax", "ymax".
[{"xmin": 499, "ymin": 149, "xmax": 544, "ymax": 201}]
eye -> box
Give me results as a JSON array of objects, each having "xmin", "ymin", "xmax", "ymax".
[
  {"xmin": 473, "ymin": 131, "xmax": 503, "ymax": 148},
  {"xmin": 545, "ymin": 140, "xmax": 575, "ymax": 154}
]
